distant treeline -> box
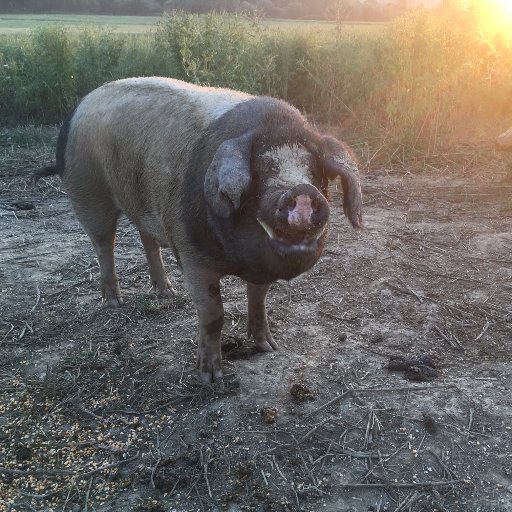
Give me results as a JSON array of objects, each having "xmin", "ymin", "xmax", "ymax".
[{"xmin": 0, "ymin": 0, "xmax": 411, "ymax": 22}]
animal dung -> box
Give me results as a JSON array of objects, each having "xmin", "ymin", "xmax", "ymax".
[
  {"xmin": 290, "ymin": 383, "xmax": 314, "ymax": 402},
  {"xmin": 388, "ymin": 354, "xmax": 438, "ymax": 381},
  {"xmin": 260, "ymin": 406, "xmax": 278, "ymax": 424}
]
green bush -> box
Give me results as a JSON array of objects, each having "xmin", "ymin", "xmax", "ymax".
[
  {"xmin": 25, "ymin": 27, "xmax": 75, "ymax": 123},
  {"xmin": 0, "ymin": 25, "xmax": 182, "ymax": 124},
  {"xmin": 114, "ymin": 33, "xmax": 180, "ymax": 79},
  {"xmin": 156, "ymin": 11, "xmax": 276, "ymax": 94},
  {"xmin": 1, "ymin": 28, "xmax": 75, "ymax": 124},
  {"xmin": 0, "ymin": 10, "xmax": 511, "ymax": 159},
  {"xmin": 293, "ymin": 31, "xmax": 387, "ymax": 122},
  {"xmin": 0, "ymin": 40, "xmax": 23, "ymax": 124},
  {"xmin": 73, "ymin": 27, "xmax": 126, "ymax": 97},
  {"xmin": 262, "ymin": 29, "xmax": 316, "ymax": 106}
]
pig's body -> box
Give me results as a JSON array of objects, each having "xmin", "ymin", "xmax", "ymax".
[
  {"xmin": 63, "ymin": 78, "xmax": 250, "ymax": 267},
  {"xmin": 35, "ymin": 77, "xmax": 363, "ymax": 383}
]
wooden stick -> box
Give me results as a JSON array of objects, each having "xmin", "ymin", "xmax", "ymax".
[{"xmin": 340, "ymin": 479, "xmax": 466, "ymax": 488}]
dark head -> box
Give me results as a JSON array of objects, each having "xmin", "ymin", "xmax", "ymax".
[
  {"xmin": 202, "ymin": 104, "xmax": 363, "ymax": 283},
  {"xmin": 251, "ymin": 142, "xmax": 330, "ymax": 259}
]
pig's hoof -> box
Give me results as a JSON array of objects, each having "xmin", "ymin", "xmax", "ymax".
[
  {"xmin": 106, "ymin": 297, "xmax": 123, "ymax": 308},
  {"xmin": 199, "ymin": 368, "xmax": 224, "ymax": 388},
  {"xmin": 158, "ymin": 287, "xmax": 176, "ymax": 298},
  {"xmin": 153, "ymin": 279, "xmax": 175, "ymax": 298},
  {"xmin": 255, "ymin": 337, "xmax": 278, "ymax": 352},
  {"xmin": 102, "ymin": 288, "xmax": 123, "ymax": 308}
]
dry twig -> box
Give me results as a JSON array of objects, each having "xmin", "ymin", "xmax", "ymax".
[
  {"xmin": 340, "ymin": 479, "xmax": 466, "ymax": 488},
  {"xmin": 433, "ymin": 325, "xmax": 464, "ymax": 351}
]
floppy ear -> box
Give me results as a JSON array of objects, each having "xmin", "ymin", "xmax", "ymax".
[
  {"xmin": 204, "ymin": 132, "xmax": 254, "ymax": 218},
  {"xmin": 306, "ymin": 135, "xmax": 363, "ymax": 229}
]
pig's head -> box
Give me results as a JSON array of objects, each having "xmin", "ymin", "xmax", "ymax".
[{"xmin": 203, "ymin": 126, "xmax": 363, "ymax": 284}]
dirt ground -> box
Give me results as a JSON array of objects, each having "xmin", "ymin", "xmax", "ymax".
[{"xmin": 1, "ymin": 130, "xmax": 511, "ymax": 512}]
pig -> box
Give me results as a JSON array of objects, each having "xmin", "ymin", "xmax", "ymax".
[{"xmin": 34, "ymin": 77, "xmax": 363, "ymax": 383}]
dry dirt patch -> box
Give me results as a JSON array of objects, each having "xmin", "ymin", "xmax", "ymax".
[{"xmin": 1, "ymin": 136, "xmax": 511, "ymax": 512}]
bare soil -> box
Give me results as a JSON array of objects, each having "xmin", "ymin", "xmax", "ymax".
[{"xmin": 1, "ymin": 132, "xmax": 511, "ymax": 512}]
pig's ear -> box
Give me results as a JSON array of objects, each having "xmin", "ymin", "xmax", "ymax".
[
  {"xmin": 204, "ymin": 132, "xmax": 254, "ymax": 218},
  {"xmin": 308, "ymin": 135, "xmax": 363, "ymax": 229}
]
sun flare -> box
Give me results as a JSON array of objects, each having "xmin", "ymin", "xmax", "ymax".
[
  {"xmin": 494, "ymin": 0, "xmax": 512, "ymax": 13},
  {"xmin": 477, "ymin": 0, "xmax": 512, "ymax": 36}
]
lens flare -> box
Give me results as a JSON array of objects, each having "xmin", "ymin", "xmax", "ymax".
[{"xmin": 476, "ymin": 0, "xmax": 512, "ymax": 36}]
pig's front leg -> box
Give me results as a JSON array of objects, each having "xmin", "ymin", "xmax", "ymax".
[
  {"xmin": 247, "ymin": 282, "xmax": 278, "ymax": 352},
  {"xmin": 183, "ymin": 265, "xmax": 224, "ymax": 383},
  {"xmin": 139, "ymin": 231, "xmax": 175, "ymax": 297}
]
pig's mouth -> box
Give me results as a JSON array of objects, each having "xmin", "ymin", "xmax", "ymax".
[{"xmin": 257, "ymin": 217, "xmax": 326, "ymax": 255}]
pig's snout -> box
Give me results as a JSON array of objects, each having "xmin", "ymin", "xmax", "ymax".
[
  {"xmin": 257, "ymin": 183, "xmax": 330, "ymax": 256},
  {"xmin": 277, "ymin": 184, "xmax": 329, "ymax": 232}
]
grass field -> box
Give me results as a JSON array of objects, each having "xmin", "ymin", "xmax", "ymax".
[
  {"xmin": 0, "ymin": 14, "xmax": 162, "ymax": 33},
  {"xmin": 265, "ymin": 17, "xmax": 388, "ymax": 32},
  {"xmin": 0, "ymin": 13, "xmax": 387, "ymax": 34}
]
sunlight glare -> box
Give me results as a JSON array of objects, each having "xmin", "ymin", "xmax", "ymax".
[{"xmin": 477, "ymin": 0, "xmax": 512, "ymax": 36}]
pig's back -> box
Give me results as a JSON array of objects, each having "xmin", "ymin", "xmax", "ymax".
[{"xmin": 62, "ymin": 77, "xmax": 252, "ymax": 244}]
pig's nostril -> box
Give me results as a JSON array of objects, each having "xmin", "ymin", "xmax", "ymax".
[
  {"xmin": 278, "ymin": 194, "xmax": 296, "ymax": 213},
  {"xmin": 274, "ymin": 185, "xmax": 329, "ymax": 230},
  {"xmin": 285, "ymin": 194, "xmax": 297, "ymax": 211}
]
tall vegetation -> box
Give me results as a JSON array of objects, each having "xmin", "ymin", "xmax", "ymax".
[
  {"xmin": 157, "ymin": 13, "xmax": 276, "ymax": 93},
  {"xmin": 1, "ymin": 8, "xmax": 511, "ymax": 159}
]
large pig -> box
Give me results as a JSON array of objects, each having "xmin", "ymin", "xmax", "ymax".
[{"xmin": 34, "ymin": 77, "xmax": 363, "ymax": 383}]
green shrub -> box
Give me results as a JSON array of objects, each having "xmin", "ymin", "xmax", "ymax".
[
  {"xmin": 0, "ymin": 10, "xmax": 511, "ymax": 159},
  {"xmin": 25, "ymin": 27, "xmax": 75, "ymax": 123},
  {"xmin": 73, "ymin": 27, "xmax": 126, "ymax": 97},
  {"xmin": 114, "ymin": 34, "xmax": 180, "ymax": 79},
  {"xmin": 0, "ymin": 40, "xmax": 23, "ymax": 124},
  {"xmin": 292, "ymin": 30, "xmax": 387, "ymax": 122},
  {"xmin": 0, "ymin": 28, "xmax": 75, "ymax": 124},
  {"xmin": 262, "ymin": 29, "xmax": 315, "ymax": 105},
  {"xmin": 73, "ymin": 28, "xmax": 181, "ymax": 95},
  {"xmin": 156, "ymin": 11, "xmax": 276, "ymax": 94}
]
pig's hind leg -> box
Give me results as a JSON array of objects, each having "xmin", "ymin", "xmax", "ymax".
[
  {"xmin": 71, "ymin": 199, "xmax": 123, "ymax": 307},
  {"xmin": 247, "ymin": 283, "xmax": 278, "ymax": 352},
  {"xmin": 139, "ymin": 232, "xmax": 175, "ymax": 297}
]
